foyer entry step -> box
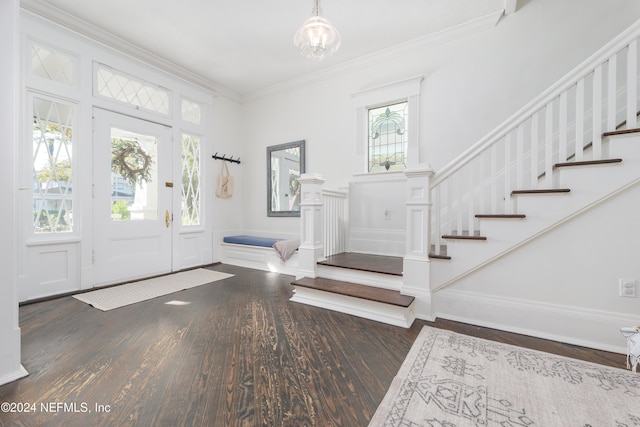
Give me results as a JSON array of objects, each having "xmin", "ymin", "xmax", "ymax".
[
  {"xmin": 290, "ymin": 276, "xmax": 416, "ymax": 328},
  {"xmin": 291, "ymin": 277, "xmax": 414, "ymax": 307}
]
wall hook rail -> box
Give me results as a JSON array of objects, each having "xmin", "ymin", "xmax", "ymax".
[{"xmin": 212, "ymin": 152, "xmax": 241, "ymax": 164}]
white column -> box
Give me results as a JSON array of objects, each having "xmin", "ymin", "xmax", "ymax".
[
  {"xmin": 402, "ymin": 166, "xmax": 435, "ymax": 321},
  {"xmin": 297, "ymin": 173, "xmax": 325, "ymax": 279},
  {"xmin": 0, "ymin": 0, "xmax": 27, "ymax": 386}
]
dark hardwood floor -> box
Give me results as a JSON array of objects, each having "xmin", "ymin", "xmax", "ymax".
[{"xmin": 0, "ymin": 264, "xmax": 627, "ymax": 427}]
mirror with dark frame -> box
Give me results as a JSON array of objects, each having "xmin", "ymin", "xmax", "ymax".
[{"xmin": 267, "ymin": 140, "xmax": 305, "ymax": 217}]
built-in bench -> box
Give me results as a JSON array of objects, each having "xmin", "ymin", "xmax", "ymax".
[{"xmin": 220, "ymin": 235, "xmax": 299, "ymax": 275}]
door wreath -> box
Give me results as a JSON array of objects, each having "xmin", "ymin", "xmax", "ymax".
[{"xmin": 111, "ymin": 139, "xmax": 153, "ymax": 185}]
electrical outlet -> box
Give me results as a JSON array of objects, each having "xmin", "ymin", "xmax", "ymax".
[
  {"xmin": 619, "ymin": 279, "xmax": 636, "ymax": 298},
  {"xmin": 384, "ymin": 209, "xmax": 391, "ymax": 220}
]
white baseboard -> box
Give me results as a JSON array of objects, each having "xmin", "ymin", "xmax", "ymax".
[
  {"xmin": 290, "ymin": 286, "xmax": 415, "ymax": 328},
  {"xmin": 0, "ymin": 365, "xmax": 28, "ymax": 386},
  {"xmin": 434, "ymin": 288, "xmax": 635, "ymax": 354}
]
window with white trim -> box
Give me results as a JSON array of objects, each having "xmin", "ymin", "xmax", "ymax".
[
  {"xmin": 368, "ymin": 101, "xmax": 408, "ymax": 172},
  {"xmin": 353, "ymin": 77, "xmax": 422, "ymax": 174},
  {"xmin": 31, "ymin": 95, "xmax": 76, "ymax": 233}
]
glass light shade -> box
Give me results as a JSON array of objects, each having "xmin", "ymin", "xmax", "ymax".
[{"xmin": 294, "ymin": 15, "xmax": 341, "ymax": 60}]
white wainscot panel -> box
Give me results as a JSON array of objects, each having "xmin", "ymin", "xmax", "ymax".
[
  {"xmin": 179, "ymin": 232, "xmax": 204, "ymax": 269},
  {"xmin": 109, "ymin": 235, "xmax": 162, "ymax": 258},
  {"xmin": 22, "ymin": 242, "xmax": 79, "ymax": 302}
]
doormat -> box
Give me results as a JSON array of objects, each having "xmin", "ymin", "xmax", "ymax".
[
  {"xmin": 369, "ymin": 326, "xmax": 640, "ymax": 426},
  {"xmin": 73, "ymin": 268, "xmax": 234, "ymax": 311}
]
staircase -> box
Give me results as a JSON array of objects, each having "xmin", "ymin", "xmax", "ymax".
[
  {"xmin": 429, "ymin": 128, "xmax": 640, "ymax": 290},
  {"xmin": 291, "ymin": 20, "xmax": 640, "ymax": 332},
  {"xmin": 290, "ymin": 253, "xmax": 416, "ymax": 328}
]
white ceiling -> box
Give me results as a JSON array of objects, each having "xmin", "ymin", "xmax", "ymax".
[{"xmin": 22, "ymin": 0, "xmax": 513, "ymax": 99}]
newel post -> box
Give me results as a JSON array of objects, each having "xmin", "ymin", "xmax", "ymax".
[
  {"xmin": 297, "ymin": 173, "xmax": 325, "ymax": 279},
  {"xmin": 402, "ymin": 166, "xmax": 435, "ymax": 321}
]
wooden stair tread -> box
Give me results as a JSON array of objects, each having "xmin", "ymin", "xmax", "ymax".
[
  {"xmin": 429, "ymin": 253, "xmax": 452, "ymax": 260},
  {"xmin": 603, "ymin": 127, "xmax": 640, "ymax": 137},
  {"xmin": 442, "ymin": 232, "xmax": 487, "ymax": 241},
  {"xmin": 554, "ymin": 158, "xmax": 622, "ymax": 168},
  {"xmin": 318, "ymin": 253, "xmax": 403, "ymax": 276},
  {"xmin": 511, "ymin": 188, "xmax": 570, "ymax": 195},
  {"xmin": 475, "ymin": 214, "xmax": 526, "ymax": 219},
  {"xmin": 291, "ymin": 277, "xmax": 414, "ymax": 307}
]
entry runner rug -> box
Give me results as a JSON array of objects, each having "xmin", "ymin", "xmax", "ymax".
[
  {"xmin": 369, "ymin": 326, "xmax": 640, "ymax": 426},
  {"xmin": 73, "ymin": 268, "xmax": 233, "ymax": 311}
]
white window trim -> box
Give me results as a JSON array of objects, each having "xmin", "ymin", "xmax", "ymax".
[{"xmin": 352, "ymin": 76, "xmax": 423, "ymax": 175}]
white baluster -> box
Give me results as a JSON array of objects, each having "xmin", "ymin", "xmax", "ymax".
[
  {"xmin": 531, "ymin": 112, "xmax": 539, "ymax": 188},
  {"xmin": 545, "ymin": 103, "xmax": 554, "ymax": 187},
  {"xmin": 479, "ymin": 150, "xmax": 486, "ymax": 214},
  {"xmin": 516, "ymin": 124, "xmax": 524, "ymax": 189},
  {"xmin": 575, "ymin": 79, "xmax": 585, "ymax": 161},
  {"xmin": 607, "ymin": 55, "xmax": 617, "ymax": 131},
  {"xmin": 593, "ymin": 65, "xmax": 603, "ymax": 159},
  {"xmin": 447, "ymin": 178, "xmax": 453, "ymax": 237},
  {"xmin": 627, "ymin": 39, "xmax": 638, "ymax": 129},
  {"xmin": 559, "ymin": 91, "xmax": 568, "ymax": 163},
  {"xmin": 456, "ymin": 173, "xmax": 463, "ymax": 236},
  {"xmin": 491, "ymin": 144, "xmax": 498, "ymax": 212},
  {"xmin": 504, "ymin": 134, "xmax": 512, "ymax": 213},
  {"xmin": 467, "ymin": 162, "xmax": 475, "ymax": 235}
]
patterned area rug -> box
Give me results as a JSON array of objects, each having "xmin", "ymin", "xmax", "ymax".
[
  {"xmin": 369, "ymin": 326, "xmax": 640, "ymax": 426},
  {"xmin": 73, "ymin": 268, "xmax": 233, "ymax": 311}
]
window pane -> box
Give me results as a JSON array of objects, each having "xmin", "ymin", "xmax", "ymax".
[
  {"xmin": 32, "ymin": 97, "xmax": 74, "ymax": 233},
  {"xmin": 368, "ymin": 101, "xmax": 408, "ymax": 172},
  {"xmin": 181, "ymin": 99, "xmax": 201, "ymax": 125},
  {"xmin": 96, "ymin": 64, "xmax": 170, "ymax": 115},
  {"xmin": 181, "ymin": 134, "xmax": 201, "ymax": 225},
  {"xmin": 31, "ymin": 44, "xmax": 74, "ymax": 86},
  {"xmin": 110, "ymin": 129, "xmax": 158, "ymax": 221}
]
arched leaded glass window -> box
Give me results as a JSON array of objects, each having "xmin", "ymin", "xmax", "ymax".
[{"xmin": 368, "ymin": 101, "xmax": 408, "ymax": 172}]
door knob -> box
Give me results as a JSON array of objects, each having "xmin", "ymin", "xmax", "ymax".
[{"xmin": 165, "ymin": 210, "xmax": 171, "ymax": 228}]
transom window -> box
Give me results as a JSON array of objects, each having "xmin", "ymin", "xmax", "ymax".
[
  {"xmin": 368, "ymin": 101, "xmax": 408, "ymax": 172},
  {"xmin": 181, "ymin": 99, "xmax": 202, "ymax": 125},
  {"xmin": 95, "ymin": 63, "xmax": 171, "ymax": 115},
  {"xmin": 31, "ymin": 44, "xmax": 74, "ymax": 86}
]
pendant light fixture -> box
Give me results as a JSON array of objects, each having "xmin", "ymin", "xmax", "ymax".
[{"xmin": 293, "ymin": 0, "xmax": 341, "ymax": 61}]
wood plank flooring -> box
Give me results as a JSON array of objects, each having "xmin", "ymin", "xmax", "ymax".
[{"xmin": 0, "ymin": 264, "xmax": 627, "ymax": 427}]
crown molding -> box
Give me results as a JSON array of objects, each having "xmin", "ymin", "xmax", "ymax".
[
  {"xmin": 244, "ymin": 9, "xmax": 505, "ymax": 103},
  {"xmin": 20, "ymin": 0, "xmax": 240, "ymax": 101},
  {"xmin": 20, "ymin": 0, "xmax": 507, "ymax": 104}
]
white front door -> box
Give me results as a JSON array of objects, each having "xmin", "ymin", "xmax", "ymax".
[{"xmin": 92, "ymin": 109, "xmax": 174, "ymax": 286}]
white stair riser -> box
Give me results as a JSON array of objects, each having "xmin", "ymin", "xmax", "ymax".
[{"xmin": 290, "ymin": 286, "xmax": 415, "ymax": 328}]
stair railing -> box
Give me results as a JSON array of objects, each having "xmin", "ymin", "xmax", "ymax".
[
  {"xmin": 323, "ymin": 188, "xmax": 348, "ymax": 257},
  {"xmin": 430, "ymin": 20, "xmax": 640, "ymax": 256}
]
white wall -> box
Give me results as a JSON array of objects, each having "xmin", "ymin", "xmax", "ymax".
[
  {"xmin": 210, "ymin": 95, "xmax": 245, "ymax": 259},
  {"xmin": 240, "ymin": 0, "xmax": 640, "ymax": 238},
  {"xmin": 0, "ymin": 0, "xmax": 27, "ymax": 386}
]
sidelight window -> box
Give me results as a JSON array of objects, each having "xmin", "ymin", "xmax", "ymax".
[
  {"xmin": 32, "ymin": 96, "xmax": 75, "ymax": 233},
  {"xmin": 181, "ymin": 134, "xmax": 201, "ymax": 226}
]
